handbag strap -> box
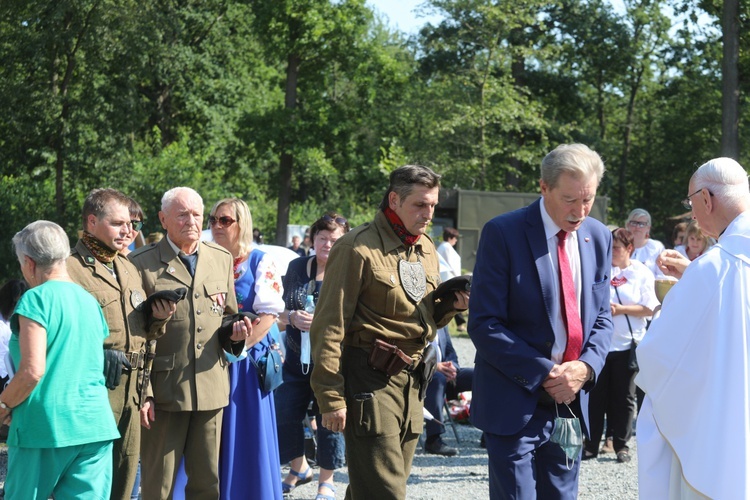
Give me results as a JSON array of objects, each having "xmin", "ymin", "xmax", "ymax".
[{"xmin": 614, "ymin": 286, "xmax": 635, "ymax": 341}]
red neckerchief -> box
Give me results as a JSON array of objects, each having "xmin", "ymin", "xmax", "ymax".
[{"xmin": 383, "ymin": 207, "xmax": 420, "ymax": 247}]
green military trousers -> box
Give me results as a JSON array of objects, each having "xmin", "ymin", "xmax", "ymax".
[{"xmin": 342, "ymin": 347, "xmax": 424, "ymax": 500}]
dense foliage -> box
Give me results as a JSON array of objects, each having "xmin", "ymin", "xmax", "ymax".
[{"xmin": 0, "ymin": 0, "xmax": 746, "ymax": 281}]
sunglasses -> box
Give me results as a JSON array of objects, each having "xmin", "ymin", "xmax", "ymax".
[
  {"xmin": 131, "ymin": 220, "xmax": 144, "ymax": 232},
  {"xmin": 322, "ymin": 214, "xmax": 348, "ymax": 226},
  {"xmin": 208, "ymin": 216, "xmax": 236, "ymax": 228}
]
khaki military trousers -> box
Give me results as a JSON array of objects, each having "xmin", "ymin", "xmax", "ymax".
[
  {"xmin": 342, "ymin": 347, "xmax": 423, "ymax": 500},
  {"xmin": 140, "ymin": 408, "xmax": 223, "ymax": 500},
  {"xmin": 108, "ymin": 368, "xmax": 141, "ymax": 500}
]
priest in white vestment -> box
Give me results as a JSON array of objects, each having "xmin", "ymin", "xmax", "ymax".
[{"xmin": 636, "ymin": 157, "xmax": 750, "ymax": 499}]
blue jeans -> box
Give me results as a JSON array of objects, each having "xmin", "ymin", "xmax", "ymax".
[{"xmin": 274, "ymin": 346, "xmax": 345, "ymax": 470}]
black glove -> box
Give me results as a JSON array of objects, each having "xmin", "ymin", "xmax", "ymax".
[
  {"xmin": 103, "ymin": 349, "xmax": 132, "ymax": 390},
  {"xmin": 143, "ymin": 287, "xmax": 188, "ymax": 312},
  {"xmin": 433, "ymin": 275, "xmax": 472, "ymax": 303},
  {"xmin": 218, "ymin": 311, "xmax": 259, "ymax": 355}
]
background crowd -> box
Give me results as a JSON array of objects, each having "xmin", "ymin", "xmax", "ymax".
[{"xmin": 0, "ymin": 150, "xmax": 738, "ymax": 499}]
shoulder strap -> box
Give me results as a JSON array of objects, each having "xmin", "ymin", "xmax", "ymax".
[{"xmin": 614, "ymin": 286, "xmax": 634, "ymax": 338}]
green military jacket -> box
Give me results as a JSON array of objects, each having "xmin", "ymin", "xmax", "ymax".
[
  {"xmin": 310, "ymin": 210, "xmax": 457, "ymax": 414},
  {"xmin": 67, "ymin": 240, "xmax": 166, "ymax": 354},
  {"xmin": 129, "ymin": 238, "xmax": 238, "ymax": 412}
]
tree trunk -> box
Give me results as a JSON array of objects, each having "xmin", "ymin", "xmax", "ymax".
[
  {"xmin": 721, "ymin": 0, "xmax": 740, "ymax": 159},
  {"xmin": 275, "ymin": 53, "xmax": 300, "ymax": 246},
  {"xmin": 618, "ymin": 66, "xmax": 644, "ymax": 220}
]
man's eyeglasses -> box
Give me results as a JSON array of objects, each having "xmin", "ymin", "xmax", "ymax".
[
  {"xmin": 208, "ymin": 216, "xmax": 236, "ymax": 228},
  {"xmin": 627, "ymin": 220, "xmax": 648, "ymax": 229},
  {"xmin": 682, "ymin": 188, "xmax": 713, "ymax": 210},
  {"xmin": 323, "ymin": 214, "xmax": 348, "ymax": 226},
  {"xmin": 131, "ymin": 220, "xmax": 144, "ymax": 232}
]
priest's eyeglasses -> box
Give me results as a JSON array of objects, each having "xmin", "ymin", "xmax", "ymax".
[{"xmin": 681, "ymin": 188, "xmax": 714, "ymax": 211}]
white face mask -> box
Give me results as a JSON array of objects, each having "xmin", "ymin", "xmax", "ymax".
[{"xmin": 300, "ymin": 331, "xmax": 311, "ymax": 374}]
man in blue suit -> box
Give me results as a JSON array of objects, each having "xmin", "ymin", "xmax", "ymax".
[{"xmin": 469, "ymin": 143, "xmax": 613, "ymax": 499}]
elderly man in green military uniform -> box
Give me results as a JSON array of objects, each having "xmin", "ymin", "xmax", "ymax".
[
  {"xmin": 310, "ymin": 165, "xmax": 471, "ymax": 499},
  {"xmin": 130, "ymin": 187, "xmax": 253, "ymax": 499},
  {"xmin": 67, "ymin": 188, "xmax": 177, "ymax": 500}
]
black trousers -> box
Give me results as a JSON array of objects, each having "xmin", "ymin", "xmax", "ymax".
[{"xmin": 585, "ymin": 350, "xmax": 637, "ymax": 455}]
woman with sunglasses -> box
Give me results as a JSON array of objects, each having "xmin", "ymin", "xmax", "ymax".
[
  {"xmin": 119, "ymin": 198, "xmax": 145, "ymax": 257},
  {"xmin": 209, "ymin": 198, "xmax": 285, "ymax": 499},
  {"xmin": 275, "ymin": 213, "xmax": 350, "ymax": 500},
  {"xmin": 626, "ymin": 208, "xmax": 666, "ymax": 277}
]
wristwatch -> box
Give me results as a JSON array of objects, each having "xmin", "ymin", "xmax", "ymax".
[{"xmin": 0, "ymin": 399, "xmax": 10, "ymax": 410}]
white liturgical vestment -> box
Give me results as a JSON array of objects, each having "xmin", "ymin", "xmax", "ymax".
[{"xmin": 636, "ymin": 210, "xmax": 750, "ymax": 499}]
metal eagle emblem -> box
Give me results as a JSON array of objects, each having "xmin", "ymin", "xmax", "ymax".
[{"xmin": 398, "ymin": 259, "xmax": 426, "ymax": 303}]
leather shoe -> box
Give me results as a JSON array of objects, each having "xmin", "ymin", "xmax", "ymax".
[
  {"xmin": 616, "ymin": 450, "xmax": 631, "ymax": 463},
  {"xmin": 425, "ymin": 437, "xmax": 458, "ymax": 457}
]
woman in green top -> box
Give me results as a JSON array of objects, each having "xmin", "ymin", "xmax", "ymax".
[{"xmin": 1, "ymin": 220, "xmax": 119, "ymax": 499}]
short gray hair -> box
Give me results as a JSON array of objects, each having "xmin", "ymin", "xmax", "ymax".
[
  {"xmin": 13, "ymin": 220, "xmax": 70, "ymax": 268},
  {"xmin": 627, "ymin": 208, "xmax": 652, "ymax": 226},
  {"xmin": 161, "ymin": 187, "xmax": 204, "ymax": 212},
  {"xmin": 692, "ymin": 158, "xmax": 750, "ymax": 208},
  {"xmin": 541, "ymin": 143, "xmax": 605, "ymax": 189}
]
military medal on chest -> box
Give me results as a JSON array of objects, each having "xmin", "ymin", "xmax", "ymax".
[
  {"xmin": 398, "ymin": 255, "xmax": 426, "ymax": 303},
  {"xmin": 210, "ymin": 292, "xmax": 226, "ymax": 315}
]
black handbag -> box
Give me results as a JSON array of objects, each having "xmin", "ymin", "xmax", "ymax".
[{"xmin": 614, "ymin": 287, "xmax": 639, "ymax": 372}]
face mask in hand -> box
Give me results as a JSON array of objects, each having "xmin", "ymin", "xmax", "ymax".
[
  {"xmin": 549, "ymin": 403, "xmax": 583, "ymax": 469},
  {"xmin": 300, "ymin": 330, "xmax": 311, "ymax": 375}
]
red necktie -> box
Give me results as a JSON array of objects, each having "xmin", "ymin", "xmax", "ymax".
[{"xmin": 557, "ymin": 230, "xmax": 583, "ymax": 362}]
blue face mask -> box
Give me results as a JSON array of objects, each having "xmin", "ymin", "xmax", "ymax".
[{"xmin": 550, "ymin": 403, "xmax": 583, "ymax": 469}]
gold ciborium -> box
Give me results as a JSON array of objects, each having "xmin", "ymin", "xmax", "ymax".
[{"xmin": 655, "ymin": 278, "xmax": 678, "ymax": 303}]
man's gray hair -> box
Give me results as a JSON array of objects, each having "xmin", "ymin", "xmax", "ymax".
[
  {"xmin": 541, "ymin": 143, "xmax": 605, "ymax": 189},
  {"xmin": 13, "ymin": 220, "xmax": 70, "ymax": 268},
  {"xmin": 161, "ymin": 187, "xmax": 204, "ymax": 212},
  {"xmin": 692, "ymin": 158, "xmax": 750, "ymax": 207},
  {"xmin": 627, "ymin": 208, "xmax": 652, "ymax": 226}
]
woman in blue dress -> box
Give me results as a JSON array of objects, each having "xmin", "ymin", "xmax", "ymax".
[{"xmin": 211, "ymin": 197, "xmax": 285, "ymax": 500}]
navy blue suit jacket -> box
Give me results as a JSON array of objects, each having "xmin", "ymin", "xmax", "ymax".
[{"xmin": 468, "ymin": 198, "xmax": 613, "ymax": 436}]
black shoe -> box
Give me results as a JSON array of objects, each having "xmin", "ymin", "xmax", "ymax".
[
  {"xmin": 616, "ymin": 450, "xmax": 631, "ymax": 463},
  {"xmin": 582, "ymin": 450, "xmax": 597, "ymax": 461},
  {"xmin": 425, "ymin": 437, "xmax": 458, "ymax": 457}
]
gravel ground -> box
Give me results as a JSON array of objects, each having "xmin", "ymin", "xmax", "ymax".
[
  {"xmin": 285, "ymin": 335, "xmax": 639, "ymax": 499},
  {"xmin": 0, "ymin": 336, "xmax": 639, "ymax": 499}
]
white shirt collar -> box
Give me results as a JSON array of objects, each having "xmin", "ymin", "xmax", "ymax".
[{"xmin": 540, "ymin": 197, "xmax": 578, "ymax": 244}]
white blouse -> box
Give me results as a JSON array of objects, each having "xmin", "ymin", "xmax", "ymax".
[{"xmin": 609, "ymin": 260, "xmax": 660, "ymax": 351}]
